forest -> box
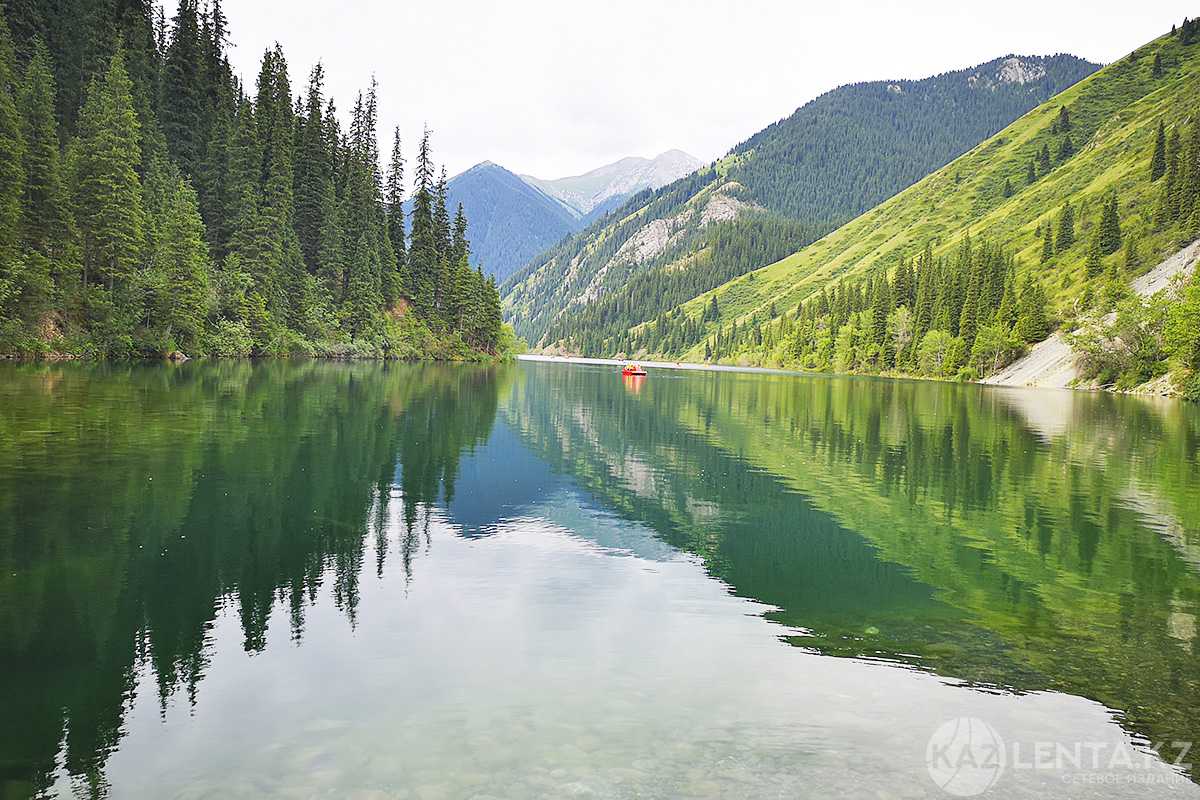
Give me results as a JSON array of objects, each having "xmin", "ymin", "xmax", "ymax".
[
  {"xmin": 503, "ymin": 53, "xmax": 1098, "ymax": 350},
  {"xmin": 0, "ymin": 0, "xmax": 507, "ymax": 360},
  {"xmin": 622, "ymin": 21, "xmax": 1200, "ymax": 399}
]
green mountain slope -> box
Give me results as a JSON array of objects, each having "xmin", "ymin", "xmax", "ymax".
[
  {"xmin": 503, "ymin": 54, "xmax": 1100, "ymax": 351},
  {"xmin": 628, "ymin": 22, "xmax": 1200, "ymax": 393}
]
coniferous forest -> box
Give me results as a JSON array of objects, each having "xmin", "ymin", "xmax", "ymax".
[
  {"xmin": 0, "ymin": 1, "xmax": 507, "ymax": 360},
  {"xmin": 613, "ymin": 22, "xmax": 1200, "ymax": 399}
]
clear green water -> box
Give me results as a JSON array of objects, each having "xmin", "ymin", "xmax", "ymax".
[{"xmin": 1, "ymin": 361, "xmax": 1199, "ymax": 799}]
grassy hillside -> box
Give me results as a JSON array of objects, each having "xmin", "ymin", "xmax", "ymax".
[
  {"xmin": 503, "ymin": 55, "xmax": 1098, "ymax": 350},
  {"xmin": 631, "ymin": 23, "xmax": 1200, "ymax": 392}
]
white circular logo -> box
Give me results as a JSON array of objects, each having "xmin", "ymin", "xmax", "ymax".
[{"xmin": 925, "ymin": 717, "xmax": 1006, "ymax": 797}]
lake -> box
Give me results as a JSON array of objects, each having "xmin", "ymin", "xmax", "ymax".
[{"xmin": 1, "ymin": 360, "xmax": 1199, "ymax": 799}]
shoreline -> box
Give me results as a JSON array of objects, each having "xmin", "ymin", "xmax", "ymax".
[
  {"xmin": 516, "ymin": 354, "xmax": 809, "ymax": 377},
  {"xmin": 518, "ymin": 353, "xmax": 1188, "ymax": 400}
]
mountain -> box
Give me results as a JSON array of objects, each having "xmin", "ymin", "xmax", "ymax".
[
  {"xmin": 444, "ymin": 152, "xmax": 700, "ymax": 283},
  {"xmin": 618, "ymin": 22, "xmax": 1200, "ymax": 395},
  {"xmin": 522, "ymin": 150, "xmax": 703, "ymax": 216},
  {"xmin": 502, "ymin": 54, "xmax": 1101, "ymax": 349},
  {"xmin": 443, "ymin": 162, "xmax": 581, "ymax": 283}
]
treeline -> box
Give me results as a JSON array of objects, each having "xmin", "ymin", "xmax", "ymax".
[
  {"xmin": 640, "ymin": 22, "xmax": 1200, "ymax": 397},
  {"xmin": 0, "ymin": 0, "xmax": 504, "ymax": 359},
  {"xmin": 541, "ymin": 210, "xmax": 829, "ymax": 355}
]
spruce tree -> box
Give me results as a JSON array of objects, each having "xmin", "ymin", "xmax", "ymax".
[
  {"xmin": 1056, "ymin": 106, "xmax": 1071, "ymax": 133},
  {"xmin": 1122, "ymin": 233, "xmax": 1141, "ymax": 273},
  {"xmin": 1055, "ymin": 201, "xmax": 1075, "ymax": 252},
  {"xmin": 1057, "ymin": 134, "xmax": 1074, "ymax": 162},
  {"xmin": 1152, "ymin": 51, "xmax": 1164, "ymax": 79},
  {"xmin": 451, "ymin": 203, "xmax": 468, "ymax": 268},
  {"xmin": 148, "ymin": 173, "xmax": 212, "ymax": 351},
  {"xmin": 1014, "ymin": 279, "xmax": 1049, "ymax": 343},
  {"xmin": 1098, "ymin": 193, "xmax": 1122, "ymax": 254},
  {"xmin": 72, "ymin": 48, "xmax": 146, "ymax": 292},
  {"xmin": 1150, "ymin": 120, "xmax": 1167, "ymax": 181},
  {"xmin": 1039, "ymin": 143, "xmax": 1052, "ymax": 175},
  {"xmin": 407, "ymin": 127, "xmax": 438, "ymax": 317},
  {"xmin": 385, "ymin": 126, "xmax": 407, "ymax": 297},
  {"xmin": 0, "ymin": 12, "xmax": 23, "ymax": 269},
  {"xmin": 997, "ymin": 263, "xmax": 1018, "ymax": 330},
  {"xmin": 1002, "ymin": 177, "xmax": 1013, "ymax": 198},
  {"xmin": 1026, "ymin": 159, "xmax": 1036, "ymax": 185},
  {"xmin": 17, "ymin": 40, "xmax": 68, "ymax": 260},
  {"xmin": 1085, "ymin": 236, "xmax": 1103, "ymax": 279},
  {"xmin": 160, "ymin": 0, "xmax": 205, "ymax": 179},
  {"xmin": 294, "ymin": 63, "xmax": 330, "ymax": 271}
]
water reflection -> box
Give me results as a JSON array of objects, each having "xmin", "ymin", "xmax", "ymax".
[
  {"xmin": 1, "ymin": 361, "xmax": 1198, "ymax": 797},
  {"xmin": 505, "ymin": 364, "xmax": 1200, "ymax": 779},
  {"xmin": 0, "ymin": 362, "xmax": 509, "ymax": 797}
]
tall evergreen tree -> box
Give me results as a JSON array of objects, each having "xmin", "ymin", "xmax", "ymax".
[
  {"xmin": 407, "ymin": 127, "xmax": 438, "ymax": 318},
  {"xmin": 72, "ymin": 48, "xmax": 146, "ymax": 291},
  {"xmin": 17, "ymin": 40, "xmax": 68, "ymax": 260},
  {"xmin": 294, "ymin": 63, "xmax": 329, "ymax": 271},
  {"xmin": 384, "ymin": 126, "xmax": 407, "ymax": 298},
  {"xmin": 1085, "ymin": 236, "xmax": 1103, "ymax": 279},
  {"xmin": 1055, "ymin": 201, "xmax": 1075, "ymax": 252},
  {"xmin": 160, "ymin": 0, "xmax": 204, "ymax": 179},
  {"xmin": 1151, "ymin": 119, "xmax": 1167, "ymax": 181}
]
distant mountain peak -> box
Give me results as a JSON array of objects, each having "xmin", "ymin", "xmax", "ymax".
[{"xmin": 522, "ymin": 151, "xmax": 702, "ymax": 216}]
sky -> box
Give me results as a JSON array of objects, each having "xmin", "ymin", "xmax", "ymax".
[{"xmin": 165, "ymin": 0, "xmax": 1194, "ymax": 181}]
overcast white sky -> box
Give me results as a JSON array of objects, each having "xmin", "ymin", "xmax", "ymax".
[{"xmin": 165, "ymin": 1, "xmax": 1193, "ymax": 180}]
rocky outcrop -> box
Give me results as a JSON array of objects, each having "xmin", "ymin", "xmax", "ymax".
[{"xmin": 982, "ymin": 239, "xmax": 1200, "ymax": 390}]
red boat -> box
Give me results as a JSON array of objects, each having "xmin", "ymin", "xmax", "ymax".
[{"xmin": 621, "ymin": 363, "xmax": 647, "ymax": 377}]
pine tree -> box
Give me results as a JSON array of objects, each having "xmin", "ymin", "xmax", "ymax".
[
  {"xmin": 1152, "ymin": 51, "xmax": 1164, "ymax": 79},
  {"xmin": 1150, "ymin": 119, "xmax": 1167, "ymax": 181},
  {"xmin": 1039, "ymin": 143, "xmax": 1052, "ymax": 175},
  {"xmin": 72, "ymin": 48, "xmax": 146, "ymax": 291},
  {"xmin": 1055, "ymin": 202, "xmax": 1075, "ymax": 252},
  {"xmin": 1002, "ymin": 177, "xmax": 1013, "ymax": 198},
  {"xmin": 1026, "ymin": 159, "xmax": 1036, "ymax": 185},
  {"xmin": 1098, "ymin": 192, "xmax": 1122, "ymax": 254}
]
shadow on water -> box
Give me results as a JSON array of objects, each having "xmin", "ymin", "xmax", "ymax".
[{"xmin": 1, "ymin": 360, "xmax": 1198, "ymax": 795}]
